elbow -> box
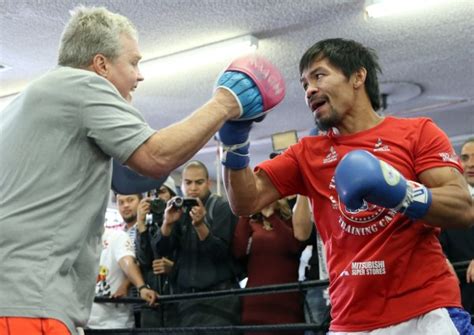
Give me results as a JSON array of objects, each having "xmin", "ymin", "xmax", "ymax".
[{"xmin": 293, "ymin": 228, "xmax": 311, "ymax": 242}]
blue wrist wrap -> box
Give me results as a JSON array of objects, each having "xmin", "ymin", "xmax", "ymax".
[{"xmin": 395, "ymin": 181, "xmax": 432, "ymax": 219}]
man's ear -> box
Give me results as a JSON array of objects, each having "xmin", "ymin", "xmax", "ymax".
[
  {"xmin": 352, "ymin": 67, "xmax": 367, "ymax": 89},
  {"xmin": 91, "ymin": 54, "xmax": 108, "ymax": 77}
]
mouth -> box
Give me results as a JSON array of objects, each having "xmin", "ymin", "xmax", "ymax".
[{"xmin": 309, "ymin": 96, "xmax": 328, "ymax": 116}]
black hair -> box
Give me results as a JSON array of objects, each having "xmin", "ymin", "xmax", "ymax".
[
  {"xmin": 299, "ymin": 38, "xmax": 382, "ymax": 111},
  {"xmin": 183, "ymin": 160, "xmax": 209, "ymax": 179}
]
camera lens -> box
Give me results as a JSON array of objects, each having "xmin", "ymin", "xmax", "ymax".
[{"xmin": 171, "ymin": 196, "xmax": 184, "ymax": 209}]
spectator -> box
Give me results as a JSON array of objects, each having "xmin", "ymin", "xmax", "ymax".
[
  {"xmin": 154, "ymin": 160, "xmax": 241, "ymax": 333},
  {"xmin": 232, "ymin": 197, "xmax": 308, "ymax": 335},
  {"xmin": 115, "ymin": 193, "xmax": 144, "ymax": 326},
  {"xmin": 439, "ymin": 137, "xmax": 474, "ymax": 314},
  {"xmin": 136, "ymin": 176, "xmax": 179, "ymax": 327},
  {"xmin": 87, "ymin": 228, "xmax": 156, "ymax": 329}
]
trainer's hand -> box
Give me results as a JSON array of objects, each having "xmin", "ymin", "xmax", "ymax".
[
  {"xmin": 335, "ymin": 150, "xmax": 432, "ymax": 219},
  {"xmin": 216, "ymin": 54, "xmax": 285, "ymax": 121}
]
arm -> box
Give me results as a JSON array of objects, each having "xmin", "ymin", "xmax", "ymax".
[
  {"xmin": 419, "ymin": 166, "xmax": 473, "ymax": 228},
  {"xmin": 127, "ymin": 54, "xmax": 285, "ymax": 179},
  {"xmin": 336, "ymin": 150, "xmax": 473, "ymax": 229},
  {"xmin": 224, "ymin": 167, "xmax": 281, "ymax": 216},
  {"xmin": 126, "ymin": 91, "xmax": 238, "ymax": 179},
  {"xmin": 292, "ymin": 195, "xmax": 314, "ymax": 241},
  {"xmin": 118, "ymin": 255, "xmax": 157, "ymax": 305},
  {"xmin": 232, "ymin": 217, "xmax": 253, "ymax": 259}
]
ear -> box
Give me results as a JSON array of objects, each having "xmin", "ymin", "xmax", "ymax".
[
  {"xmin": 352, "ymin": 67, "xmax": 367, "ymax": 89},
  {"xmin": 90, "ymin": 54, "xmax": 109, "ymax": 78}
]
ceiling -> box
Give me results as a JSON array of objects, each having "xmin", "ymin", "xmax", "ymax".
[{"xmin": 1, "ymin": 0, "xmax": 473, "ymax": 185}]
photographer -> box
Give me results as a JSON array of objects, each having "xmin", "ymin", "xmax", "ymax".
[
  {"xmin": 135, "ymin": 177, "xmax": 178, "ymax": 328},
  {"xmin": 153, "ymin": 161, "xmax": 241, "ymax": 334}
]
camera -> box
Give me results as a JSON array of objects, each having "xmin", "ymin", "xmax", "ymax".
[
  {"xmin": 147, "ymin": 198, "xmax": 167, "ymax": 225},
  {"xmin": 170, "ymin": 196, "xmax": 199, "ymax": 209}
]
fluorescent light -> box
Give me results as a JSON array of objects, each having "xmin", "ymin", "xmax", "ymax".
[
  {"xmin": 365, "ymin": 0, "xmax": 447, "ymax": 18},
  {"xmin": 139, "ymin": 35, "xmax": 258, "ymax": 77}
]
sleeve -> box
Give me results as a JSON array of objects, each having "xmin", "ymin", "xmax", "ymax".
[
  {"xmin": 256, "ymin": 143, "xmax": 308, "ymax": 197},
  {"xmin": 152, "ymin": 219, "xmax": 182, "ymax": 258},
  {"xmin": 81, "ymin": 75, "xmax": 156, "ymax": 163},
  {"xmin": 112, "ymin": 231, "xmax": 136, "ymax": 262},
  {"xmin": 413, "ymin": 118, "xmax": 463, "ymax": 175},
  {"xmin": 232, "ymin": 217, "xmax": 252, "ymax": 259},
  {"xmin": 199, "ymin": 199, "xmax": 238, "ymax": 261},
  {"xmin": 136, "ymin": 230, "xmax": 154, "ymax": 269}
]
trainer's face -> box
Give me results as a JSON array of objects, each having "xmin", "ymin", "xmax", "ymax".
[
  {"xmin": 117, "ymin": 194, "xmax": 141, "ymax": 224},
  {"xmin": 300, "ymin": 58, "xmax": 355, "ymax": 131},
  {"xmin": 106, "ymin": 34, "xmax": 144, "ymax": 102},
  {"xmin": 460, "ymin": 142, "xmax": 474, "ymax": 187},
  {"xmin": 182, "ymin": 167, "xmax": 211, "ymax": 201}
]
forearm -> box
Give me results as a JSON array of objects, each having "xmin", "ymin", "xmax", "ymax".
[
  {"xmin": 292, "ymin": 195, "xmax": 313, "ymax": 241},
  {"xmin": 127, "ymin": 94, "xmax": 237, "ymax": 178},
  {"xmin": 193, "ymin": 222, "xmax": 209, "ymax": 241},
  {"xmin": 119, "ymin": 256, "xmax": 146, "ymax": 288},
  {"xmin": 224, "ymin": 168, "xmax": 279, "ymax": 216},
  {"xmin": 424, "ymin": 184, "xmax": 473, "ymax": 228}
]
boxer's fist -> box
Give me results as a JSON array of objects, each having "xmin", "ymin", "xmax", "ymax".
[
  {"xmin": 218, "ymin": 120, "xmax": 253, "ymax": 169},
  {"xmin": 216, "ymin": 54, "xmax": 285, "ymax": 121},
  {"xmin": 335, "ymin": 150, "xmax": 432, "ymax": 219}
]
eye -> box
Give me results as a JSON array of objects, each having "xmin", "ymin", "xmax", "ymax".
[{"xmin": 314, "ymin": 73, "xmax": 324, "ymax": 80}]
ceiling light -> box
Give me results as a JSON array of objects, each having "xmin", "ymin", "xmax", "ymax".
[
  {"xmin": 140, "ymin": 35, "xmax": 258, "ymax": 77},
  {"xmin": 365, "ymin": 0, "xmax": 448, "ymax": 18}
]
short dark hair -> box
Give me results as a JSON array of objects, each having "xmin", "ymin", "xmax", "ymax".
[
  {"xmin": 183, "ymin": 160, "xmax": 209, "ymax": 179},
  {"xmin": 299, "ymin": 38, "xmax": 382, "ymax": 111}
]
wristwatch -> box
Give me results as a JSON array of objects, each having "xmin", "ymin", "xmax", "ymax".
[{"xmin": 137, "ymin": 284, "xmax": 151, "ymax": 293}]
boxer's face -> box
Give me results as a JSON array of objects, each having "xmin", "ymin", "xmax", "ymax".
[
  {"xmin": 106, "ymin": 33, "xmax": 144, "ymax": 102},
  {"xmin": 300, "ymin": 57, "xmax": 356, "ymax": 131},
  {"xmin": 460, "ymin": 142, "xmax": 474, "ymax": 187}
]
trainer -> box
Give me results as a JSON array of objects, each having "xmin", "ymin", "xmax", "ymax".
[
  {"xmin": 0, "ymin": 6, "xmax": 284, "ymax": 335},
  {"xmin": 218, "ymin": 38, "xmax": 474, "ymax": 334}
]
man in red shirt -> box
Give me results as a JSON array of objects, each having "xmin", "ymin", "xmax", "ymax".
[{"xmin": 218, "ymin": 38, "xmax": 474, "ymax": 334}]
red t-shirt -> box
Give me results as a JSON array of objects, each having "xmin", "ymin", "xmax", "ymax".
[{"xmin": 257, "ymin": 117, "xmax": 462, "ymax": 332}]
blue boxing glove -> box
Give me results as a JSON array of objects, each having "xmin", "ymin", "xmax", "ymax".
[{"xmin": 335, "ymin": 150, "xmax": 432, "ymax": 219}]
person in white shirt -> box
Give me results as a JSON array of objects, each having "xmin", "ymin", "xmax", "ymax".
[{"xmin": 87, "ymin": 229, "xmax": 156, "ymax": 329}]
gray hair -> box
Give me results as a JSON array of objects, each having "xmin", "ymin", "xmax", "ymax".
[{"xmin": 58, "ymin": 6, "xmax": 138, "ymax": 68}]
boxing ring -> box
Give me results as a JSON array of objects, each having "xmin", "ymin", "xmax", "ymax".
[{"xmin": 85, "ymin": 260, "xmax": 472, "ymax": 334}]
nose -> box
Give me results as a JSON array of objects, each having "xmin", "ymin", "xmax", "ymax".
[
  {"xmin": 137, "ymin": 66, "xmax": 144, "ymax": 82},
  {"xmin": 306, "ymin": 84, "xmax": 319, "ymax": 100}
]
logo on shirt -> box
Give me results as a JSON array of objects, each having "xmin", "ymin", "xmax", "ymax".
[
  {"xmin": 373, "ymin": 138, "xmax": 390, "ymax": 152},
  {"xmin": 351, "ymin": 260, "xmax": 386, "ymax": 276},
  {"xmin": 323, "ymin": 146, "xmax": 338, "ymax": 164},
  {"xmin": 439, "ymin": 152, "xmax": 458, "ymax": 164}
]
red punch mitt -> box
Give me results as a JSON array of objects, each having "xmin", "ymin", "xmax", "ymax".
[{"xmin": 216, "ymin": 54, "xmax": 286, "ymax": 120}]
